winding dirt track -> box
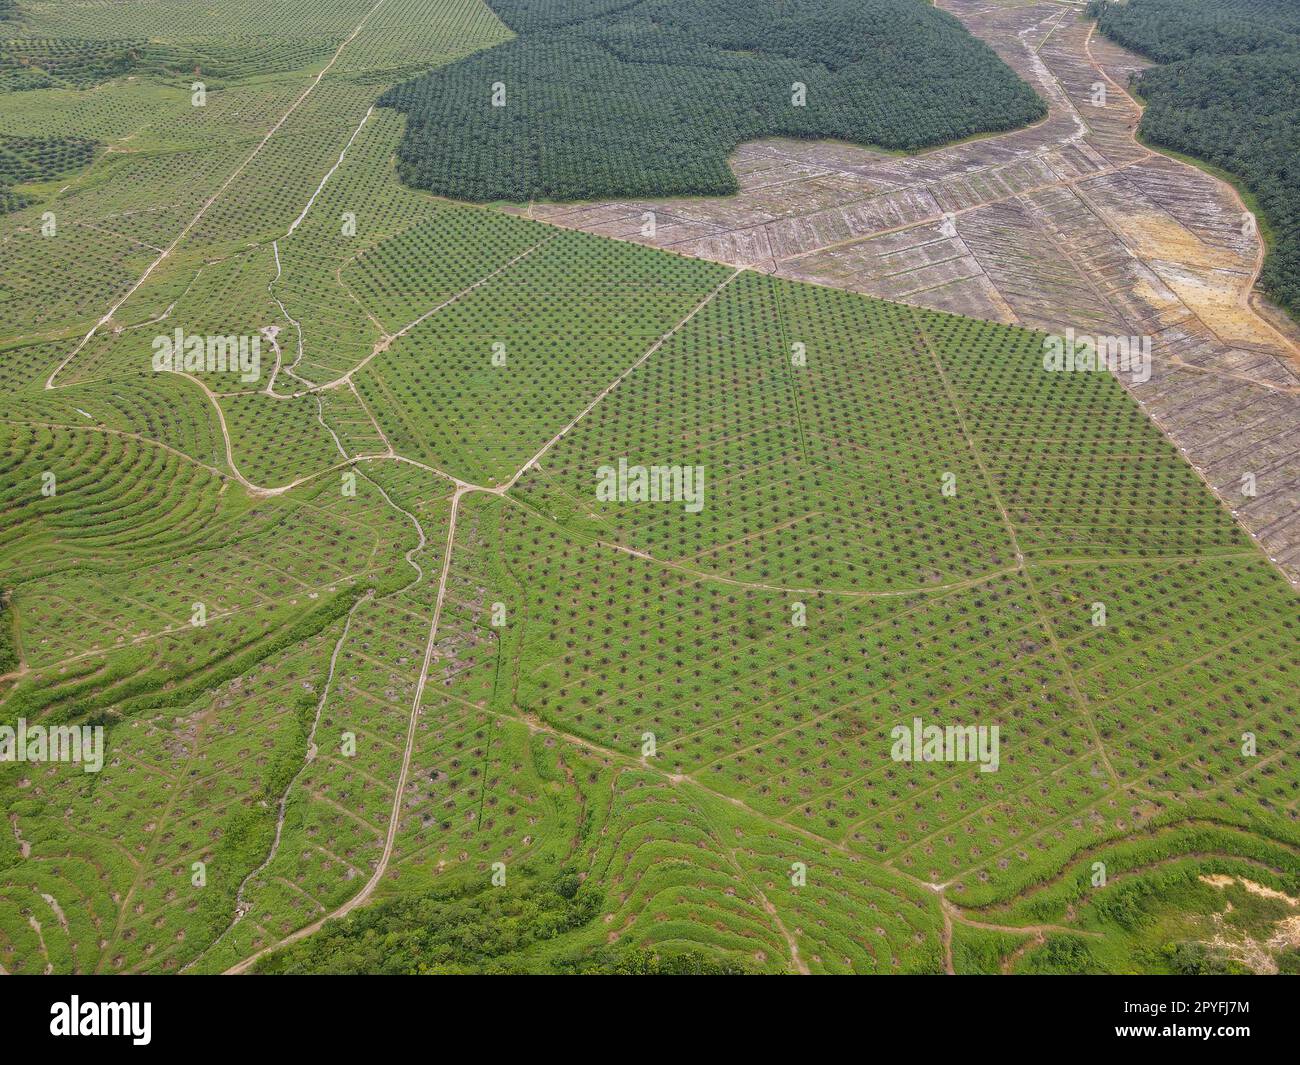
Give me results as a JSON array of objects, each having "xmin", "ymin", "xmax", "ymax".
[{"xmin": 522, "ymin": 0, "xmax": 1300, "ymax": 586}]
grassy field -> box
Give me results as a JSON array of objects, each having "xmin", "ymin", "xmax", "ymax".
[{"xmin": 0, "ymin": 0, "xmax": 1296, "ymax": 976}]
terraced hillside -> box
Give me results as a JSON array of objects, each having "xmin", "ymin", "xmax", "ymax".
[{"xmin": 0, "ymin": 0, "xmax": 1297, "ymax": 977}]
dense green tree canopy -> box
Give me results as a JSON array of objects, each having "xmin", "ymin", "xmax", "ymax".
[
  {"xmin": 253, "ymin": 868, "xmax": 753, "ymax": 974},
  {"xmin": 1090, "ymin": 0, "xmax": 1300, "ymax": 318},
  {"xmin": 378, "ymin": 0, "xmax": 1046, "ymax": 202}
]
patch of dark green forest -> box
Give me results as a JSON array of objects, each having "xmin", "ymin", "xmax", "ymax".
[
  {"xmin": 378, "ymin": 0, "xmax": 1046, "ymax": 202},
  {"xmin": 1089, "ymin": 0, "xmax": 1300, "ymax": 319},
  {"xmin": 254, "ymin": 867, "xmax": 755, "ymax": 974}
]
